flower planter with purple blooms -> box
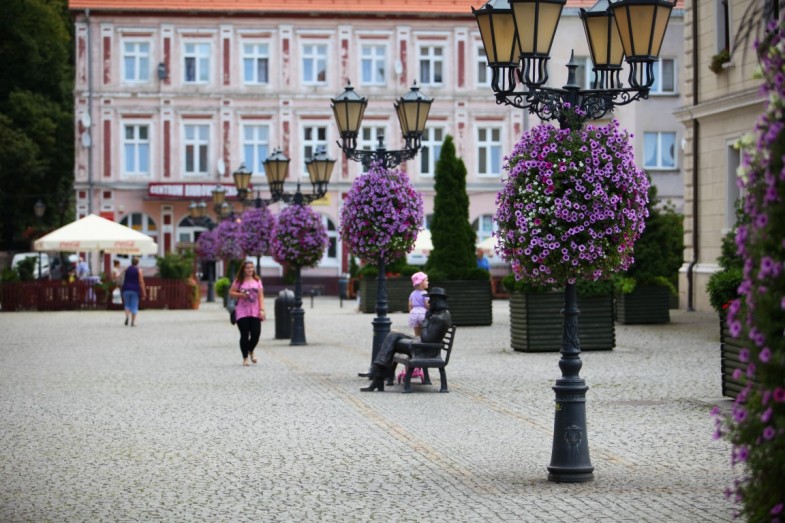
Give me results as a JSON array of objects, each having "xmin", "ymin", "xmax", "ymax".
[
  {"xmin": 339, "ymin": 161, "xmax": 423, "ymax": 265},
  {"xmin": 271, "ymin": 205, "xmax": 328, "ymax": 270},
  {"xmin": 494, "ymin": 113, "xmax": 649, "ymax": 289}
]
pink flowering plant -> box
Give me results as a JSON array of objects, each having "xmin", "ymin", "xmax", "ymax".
[
  {"xmin": 714, "ymin": 19, "xmax": 785, "ymax": 522},
  {"xmin": 195, "ymin": 228, "xmax": 220, "ymax": 262},
  {"xmin": 494, "ymin": 112, "xmax": 649, "ymax": 286},
  {"xmin": 240, "ymin": 206, "xmax": 276, "ymax": 258},
  {"xmin": 271, "ymin": 204, "xmax": 328, "ymax": 269},
  {"xmin": 214, "ymin": 218, "xmax": 245, "ymax": 261},
  {"xmin": 340, "ymin": 161, "xmax": 424, "ymax": 263}
]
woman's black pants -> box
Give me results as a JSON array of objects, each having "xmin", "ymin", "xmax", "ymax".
[{"xmin": 236, "ymin": 316, "xmax": 261, "ymax": 358}]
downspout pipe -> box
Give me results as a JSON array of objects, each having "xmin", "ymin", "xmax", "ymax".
[
  {"xmin": 686, "ymin": 0, "xmax": 700, "ymax": 311},
  {"xmin": 86, "ymin": 8, "xmax": 94, "ymax": 215}
]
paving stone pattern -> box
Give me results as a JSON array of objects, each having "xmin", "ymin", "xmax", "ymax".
[{"xmin": 0, "ymin": 298, "xmax": 738, "ymax": 522}]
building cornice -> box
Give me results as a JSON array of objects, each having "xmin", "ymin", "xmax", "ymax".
[{"xmin": 673, "ymin": 87, "xmax": 763, "ymax": 122}]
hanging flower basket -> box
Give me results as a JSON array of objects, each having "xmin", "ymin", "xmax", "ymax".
[
  {"xmin": 339, "ymin": 161, "xmax": 423, "ymax": 264},
  {"xmin": 271, "ymin": 204, "xmax": 328, "ymax": 269},
  {"xmin": 495, "ymin": 113, "xmax": 649, "ymax": 287}
]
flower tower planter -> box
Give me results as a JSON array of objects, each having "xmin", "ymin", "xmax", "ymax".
[
  {"xmin": 510, "ymin": 291, "xmax": 615, "ymax": 352},
  {"xmin": 615, "ymin": 285, "xmax": 671, "ymax": 324}
]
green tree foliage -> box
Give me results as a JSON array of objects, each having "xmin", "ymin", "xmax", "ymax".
[
  {"xmin": 425, "ymin": 135, "xmax": 477, "ymax": 280},
  {"xmin": 0, "ymin": 0, "xmax": 74, "ymax": 249},
  {"xmin": 617, "ymin": 181, "xmax": 684, "ymax": 293},
  {"xmin": 156, "ymin": 250, "xmax": 196, "ymax": 280}
]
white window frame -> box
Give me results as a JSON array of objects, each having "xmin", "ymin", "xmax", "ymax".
[
  {"xmin": 418, "ymin": 45, "xmax": 444, "ymax": 86},
  {"xmin": 122, "ymin": 122, "xmax": 151, "ymax": 178},
  {"xmin": 183, "ymin": 42, "xmax": 211, "ymax": 84},
  {"xmin": 574, "ymin": 56, "xmax": 595, "ymax": 90},
  {"xmin": 242, "ymin": 124, "xmax": 270, "ymax": 176},
  {"xmin": 118, "ymin": 213, "xmax": 158, "ymax": 267},
  {"xmin": 473, "ymin": 214, "xmax": 497, "ymax": 244},
  {"xmin": 716, "ymin": 0, "xmax": 732, "ymax": 53},
  {"xmin": 360, "ymin": 44, "xmax": 386, "ymax": 86},
  {"xmin": 302, "ymin": 125, "xmax": 328, "ymax": 176},
  {"xmin": 419, "ymin": 126, "xmax": 445, "ymax": 177},
  {"xmin": 477, "ymin": 125, "xmax": 502, "ymax": 177},
  {"xmin": 242, "ymin": 42, "xmax": 270, "ymax": 85},
  {"xmin": 320, "ymin": 213, "xmax": 339, "ymax": 267},
  {"xmin": 183, "ymin": 123, "xmax": 211, "ymax": 177},
  {"xmin": 650, "ymin": 58, "xmax": 677, "ymax": 94},
  {"xmin": 643, "ymin": 131, "xmax": 677, "ymax": 170},
  {"xmin": 475, "ymin": 44, "xmax": 490, "ymax": 88},
  {"xmin": 360, "ymin": 125, "xmax": 386, "ymax": 152},
  {"xmin": 122, "ymin": 40, "xmax": 151, "ymax": 84},
  {"xmin": 302, "ymin": 43, "xmax": 328, "ymax": 85}
]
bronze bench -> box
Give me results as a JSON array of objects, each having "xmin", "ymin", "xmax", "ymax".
[{"xmin": 392, "ymin": 325, "xmax": 457, "ymax": 393}]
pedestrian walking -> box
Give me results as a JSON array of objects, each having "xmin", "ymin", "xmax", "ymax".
[
  {"xmin": 229, "ymin": 261, "xmax": 266, "ymax": 366},
  {"xmin": 121, "ymin": 257, "xmax": 146, "ymax": 326}
]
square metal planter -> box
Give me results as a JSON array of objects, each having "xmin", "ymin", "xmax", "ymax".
[
  {"xmin": 615, "ymin": 285, "xmax": 671, "ymax": 324},
  {"xmin": 720, "ymin": 314, "xmax": 753, "ymax": 399},
  {"xmin": 510, "ymin": 291, "xmax": 615, "ymax": 352},
  {"xmin": 358, "ymin": 277, "xmax": 412, "ymax": 313}
]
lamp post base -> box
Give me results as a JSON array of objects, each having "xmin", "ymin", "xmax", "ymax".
[{"xmin": 546, "ymin": 282, "xmax": 594, "ymax": 483}]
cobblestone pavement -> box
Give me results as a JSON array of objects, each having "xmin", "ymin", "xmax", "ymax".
[{"xmin": 1, "ymin": 297, "xmax": 737, "ymax": 522}]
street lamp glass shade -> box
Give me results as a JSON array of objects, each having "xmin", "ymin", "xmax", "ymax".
[
  {"xmin": 473, "ymin": 0, "xmax": 520, "ymax": 66},
  {"xmin": 305, "ymin": 147, "xmax": 336, "ymax": 186},
  {"xmin": 220, "ymin": 201, "xmax": 232, "ymax": 219},
  {"xmin": 232, "ymin": 163, "xmax": 252, "ymax": 193},
  {"xmin": 510, "ymin": 0, "xmax": 566, "ymax": 57},
  {"xmin": 331, "ymin": 82, "xmax": 367, "ymax": 138},
  {"xmin": 34, "ymin": 199, "xmax": 46, "ymax": 218},
  {"xmin": 610, "ymin": 0, "xmax": 674, "ymax": 60},
  {"xmin": 263, "ymin": 148, "xmax": 290, "ymax": 193},
  {"xmin": 189, "ymin": 201, "xmax": 199, "ymax": 220},
  {"xmin": 395, "ymin": 82, "xmax": 433, "ymax": 138},
  {"xmin": 581, "ymin": 0, "xmax": 624, "ymax": 68},
  {"xmin": 211, "ymin": 185, "xmax": 226, "ymax": 208}
]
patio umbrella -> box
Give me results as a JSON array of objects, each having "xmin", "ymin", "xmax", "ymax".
[
  {"xmin": 33, "ymin": 214, "xmax": 158, "ymax": 255},
  {"xmin": 412, "ymin": 229, "xmax": 433, "ymax": 253},
  {"xmin": 476, "ymin": 235, "xmax": 498, "ymax": 253}
]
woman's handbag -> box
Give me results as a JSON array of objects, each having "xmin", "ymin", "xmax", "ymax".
[
  {"xmin": 229, "ymin": 299, "xmax": 237, "ymax": 325},
  {"xmin": 230, "ymin": 309, "xmax": 236, "ymax": 325},
  {"xmin": 112, "ymin": 287, "xmax": 122, "ymax": 305}
]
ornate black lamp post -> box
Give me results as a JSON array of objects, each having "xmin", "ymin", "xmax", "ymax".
[
  {"xmin": 473, "ymin": 0, "xmax": 674, "ymax": 483},
  {"xmin": 330, "ymin": 81, "xmax": 433, "ymax": 375},
  {"xmin": 261, "ymin": 147, "xmax": 336, "ymax": 346},
  {"xmin": 188, "ymin": 199, "xmax": 216, "ymax": 302},
  {"xmin": 33, "ymin": 199, "xmax": 46, "ymax": 279}
]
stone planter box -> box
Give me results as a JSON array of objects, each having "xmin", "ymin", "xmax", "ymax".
[
  {"xmin": 358, "ymin": 277, "xmax": 411, "ymax": 313},
  {"xmin": 509, "ymin": 291, "xmax": 615, "ymax": 352},
  {"xmin": 615, "ymin": 285, "xmax": 671, "ymax": 324},
  {"xmin": 358, "ymin": 278, "xmax": 492, "ymax": 326},
  {"xmin": 431, "ymin": 279, "xmax": 492, "ymax": 326},
  {"xmin": 720, "ymin": 314, "xmax": 752, "ymax": 399}
]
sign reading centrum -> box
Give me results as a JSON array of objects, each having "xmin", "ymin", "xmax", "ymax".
[{"xmin": 147, "ymin": 183, "xmax": 243, "ymax": 199}]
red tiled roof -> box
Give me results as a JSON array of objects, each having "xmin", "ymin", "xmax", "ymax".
[
  {"xmin": 69, "ymin": 0, "xmax": 475, "ymax": 15},
  {"xmin": 69, "ymin": 0, "xmax": 672, "ymax": 16}
]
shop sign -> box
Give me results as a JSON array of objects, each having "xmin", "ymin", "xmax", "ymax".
[{"xmin": 147, "ymin": 183, "xmax": 241, "ymax": 199}]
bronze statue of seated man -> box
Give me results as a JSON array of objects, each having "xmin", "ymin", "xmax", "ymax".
[{"xmin": 361, "ymin": 287, "xmax": 452, "ymax": 392}]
